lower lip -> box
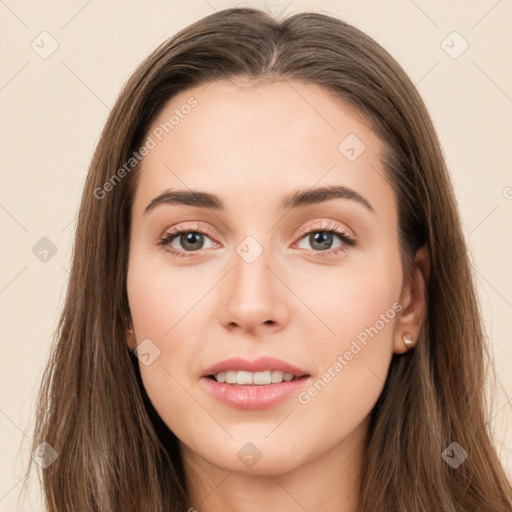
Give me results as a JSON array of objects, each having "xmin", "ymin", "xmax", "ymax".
[{"xmin": 201, "ymin": 376, "xmax": 310, "ymax": 410}]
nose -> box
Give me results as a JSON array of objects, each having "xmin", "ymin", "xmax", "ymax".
[{"xmin": 218, "ymin": 240, "xmax": 290, "ymax": 335}]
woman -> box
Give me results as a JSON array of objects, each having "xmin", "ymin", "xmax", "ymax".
[{"xmin": 23, "ymin": 7, "xmax": 512, "ymax": 511}]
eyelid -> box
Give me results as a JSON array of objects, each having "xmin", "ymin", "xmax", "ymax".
[
  {"xmin": 161, "ymin": 221, "xmax": 218, "ymax": 240},
  {"xmin": 295, "ymin": 219, "xmax": 354, "ymax": 240},
  {"xmin": 160, "ymin": 219, "xmax": 354, "ymax": 241}
]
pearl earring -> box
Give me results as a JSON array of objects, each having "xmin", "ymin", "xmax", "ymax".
[{"xmin": 403, "ymin": 332, "xmax": 415, "ymax": 349}]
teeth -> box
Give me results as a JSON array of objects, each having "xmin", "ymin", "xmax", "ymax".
[
  {"xmin": 253, "ymin": 370, "xmax": 271, "ymax": 385},
  {"xmin": 271, "ymin": 370, "xmax": 284, "ymax": 383},
  {"xmin": 215, "ymin": 372, "xmax": 226, "ymax": 383},
  {"xmin": 213, "ymin": 370, "xmax": 297, "ymax": 385}
]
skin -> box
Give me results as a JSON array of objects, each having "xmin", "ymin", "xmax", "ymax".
[{"xmin": 126, "ymin": 79, "xmax": 429, "ymax": 512}]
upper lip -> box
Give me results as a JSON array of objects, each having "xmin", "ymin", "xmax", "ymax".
[{"xmin": 201, "ymin": 356, "xmax": 310, "ymax": 378}]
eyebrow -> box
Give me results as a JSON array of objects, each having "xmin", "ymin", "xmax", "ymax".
[{"xmin": 143, "ymin": 185, "xmax": 375, "ymax": 215}]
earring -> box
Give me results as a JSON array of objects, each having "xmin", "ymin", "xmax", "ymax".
[
  {"xmin": 403, "ymin": 332, "xmax": 416, "ymax": 349},
  {"xmin": 127, "ymin": 323, "xmax": 136, "ymax": 353}
]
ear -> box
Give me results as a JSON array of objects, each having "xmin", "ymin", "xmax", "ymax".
[{"xmin": 393, "ymin": 244, "xmax": 430, "ymax": 354}]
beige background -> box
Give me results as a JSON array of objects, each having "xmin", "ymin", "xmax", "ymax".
[{"xmin": 1, "ymin": 0, "xmax": 511, "ymax": 509}]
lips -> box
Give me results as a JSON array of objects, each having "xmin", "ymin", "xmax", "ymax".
[
  {"xmin": 201, "ymin": 356, "xmax": 310, "ymax": 379},
  {"xmin": 200, "ymin": 356, "xmax": 311, "ymax": 409}
]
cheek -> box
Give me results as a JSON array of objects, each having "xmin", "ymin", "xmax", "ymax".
[
  {"xmin": 295, "ymin": 245, "xmax": 402, "ymax": 355},
  {"xmin": 294, "ymin": 251, "xmax": 402, "ymax": 425},
  {"xmin": 126, "ymin": 251, "xmax": 212, "ymax": 429},
  {"xmin": 126, "ymin": 248, "xmax": 207, "ymax": 342}
]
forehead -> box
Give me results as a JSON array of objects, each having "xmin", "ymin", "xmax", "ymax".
[{"xmin": 132, "ymin": 79, "xmax": 395, "ymax": 221}]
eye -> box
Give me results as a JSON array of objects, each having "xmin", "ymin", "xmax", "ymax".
[
  {"xmin": 158, "ymin": 220, "xmax": 357, "ymax": 259},
  {"xmin": 158, "ymin": 222, "xmax": 218, "ymax": 258},
  {"xmin": 294, "ymin": 221, "xmax": 356, "ymax": 259}
]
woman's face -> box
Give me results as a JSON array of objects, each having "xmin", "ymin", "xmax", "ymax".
[{"xmin": 126, "ymin": 79, "xmax": 419, "ymax": 476}]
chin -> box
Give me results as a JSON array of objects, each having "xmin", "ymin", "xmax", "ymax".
[{"xmin": 197, "ymin": 436, "xmax": 309, "ymax": 476}]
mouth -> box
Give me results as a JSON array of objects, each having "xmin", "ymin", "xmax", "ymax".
[
  {"xmin": 201, "ymin": 355, "xmax": 310, "ymax": 383},
  {"xmin": 200, "ymin": 356, "xmax": 311, "ymax": 410}
]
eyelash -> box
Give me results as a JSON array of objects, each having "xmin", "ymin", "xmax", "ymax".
[{"xmin": 158, "ymin": 221, "xmax": 357, "ymax": 260}]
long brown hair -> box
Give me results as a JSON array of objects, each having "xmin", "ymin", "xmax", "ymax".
[{"xmin": 21, "ymin": 7, "xmax": 511, "ymax": 511}]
